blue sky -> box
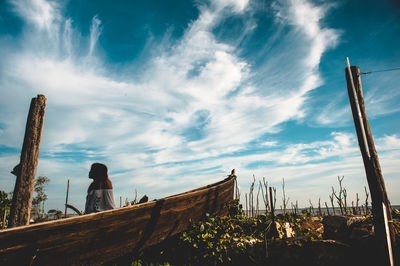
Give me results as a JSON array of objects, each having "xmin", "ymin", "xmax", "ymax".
[{"xmin": 0, "ymin": 0, "xmax": 399, "ymax": 211}]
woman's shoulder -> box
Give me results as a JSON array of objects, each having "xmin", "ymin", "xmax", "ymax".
[
  {"xmin": 88, "ymin": 179, "xmax": 113, "ymax": 191},
  {"xmin": 88, "ymin": 182, "xmax": 96, "ymax": 192}
]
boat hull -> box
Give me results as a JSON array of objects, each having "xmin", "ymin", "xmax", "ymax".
[{"xmin": 0, "ymin": 175, "xmax": 235, "ymax": 265}]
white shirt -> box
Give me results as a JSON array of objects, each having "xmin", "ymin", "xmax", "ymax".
[{"xmin": 85, "ymin": 189, "xmax": 116, "ymax": 214}]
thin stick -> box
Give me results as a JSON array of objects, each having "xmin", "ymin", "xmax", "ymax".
[
  {"xmin": 256, "ymin": 182, "xmax": 261, "ymax": 216},
  {"xmin": 329, "ymin": 193, "xmax": 336, "ymax": 215},
  {"xmin": 364, "ymin": 186, "xmax": 369, "ymax": 213},
  {"xmin": 282, "ymin": 178, "xmax": 289, "ymax": 214},
  {"xmin": 318, "ymin": 198, "xmax": 322, "ymax": 217},
  {"xmin": 356, "ymin": 193, "xmax": 360, "ymax": 215},
  {"xmin": 325, "ymin": 202, "xmax": 330, "ymax": 216},
  {"xmin": 262, "ymin": 178, "xmax": 269, "ymax": 213},
  {"xmin": 245, "ymin": 193, "xmax": 248, "ymax": 217},
  {"xmin": 64, "ymin": 179, "xmax": 70, "ymax": 218}
]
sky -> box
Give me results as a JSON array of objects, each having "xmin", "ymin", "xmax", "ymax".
[{"xmin": 0, "ymin": 0, "xmax": 399, "ymax": 212}]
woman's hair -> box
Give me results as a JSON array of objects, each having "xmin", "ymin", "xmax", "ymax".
[
  {"xmin": 89, "ymin": 163, "xmax": 108, "ymax": 180},
  {"xmin": 88, "ymin": 163, "xmax": 112, "ymax": 192}
]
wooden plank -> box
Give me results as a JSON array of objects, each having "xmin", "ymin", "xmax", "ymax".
[
  {"xmin": 0, "ymin": 175, "xmax": 235, "ymax": 265},
  {"xmin": 8, "ymin": 95, "xmax": 47, "ymax": 228}
]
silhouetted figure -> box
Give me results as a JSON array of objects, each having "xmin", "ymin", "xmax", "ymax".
[{"xmin": 84, "ymin": 163, "xmax": 116, "ymax": 214}]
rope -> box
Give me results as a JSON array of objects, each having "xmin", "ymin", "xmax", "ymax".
[{"xmin": 360, "ymin": 67, "xmax": 400, "ymax": 75}]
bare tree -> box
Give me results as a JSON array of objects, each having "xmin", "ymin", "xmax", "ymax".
[
  {"xmin": 249, "ymin": 175, "xmax": 256, "ymax": 217},
  {"xmin": 245, "ymin": 193, "xmax": 248, "ymax": 217},
  {"xmin": 356, "ymin": 193, "xmax": 360, "ymax": 215},
  {"xmin": 309, "ymin": 199, "xmax": 314, "ymax": 215},
  {"xmin": 259, "ymin": 181, "xmax": 265, "ymax": 212},
  {"xmin": 343, "ymin": 188, "xmax": 348, "ymax": 214},
  {"xmin": 364, "ymin": 186, "xmax": 369, "ymax": 215},
  {"xmin": 272, "ymin": 187, "xmax": 277, "ymax": 212},
  {"xmin": 325, "ymin": 202, "xmax": 330, "ymax": 216},
  {"xmin": 329, "ymin": 193, "xmax": 336, "ymax": 215},
  {"xmin": 256, "ymin": 182, "xmax": 261, "ymax": 216},
  {"xmin": 282, "ymin": 178, "xmax": 290, "ymax": 214},
  {"xmin": 318, "ymin": 198, "xmax": 322, "ymax": 217},
  {"xmin": 260, "ymin": 177, "xmax": 269, "ymax": 213},
  {"xmin": 332, "ymin": 176, "xmax": 346, "ymax": 215}
]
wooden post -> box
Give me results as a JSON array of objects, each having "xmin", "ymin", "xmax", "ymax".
[
  {"xmin": 345, "ymin": 61, "xmax": 396, "ymax": 265},
  {"xmin": 42, "ymin": 200, "xmax": 45, "ymax": 218},
  {"xmin": 268, "ymin": 187, "xmax": 278, "ymax": 238},
  {"xmin": 65, "ymin": 179, "xmax": 70, "ymax": 218},
  {"xmin": 269, "ymin": 187, "xmax": 274, "ymax": 218},
  {"xmin": 2, "ymin": 209, "xmax": 7, "ymax": 229},
  {"xmin": 8, "ymin": 95, "xmax": 46, "ymax": 228}
]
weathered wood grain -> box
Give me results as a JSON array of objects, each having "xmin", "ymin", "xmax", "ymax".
[
  {"xmin": 9, "ymin": 95, "xmax": 46, "ymax": 228},
  {"xmin": 0, "ymin": 175, "xmax": 235, "ymax": 265}
]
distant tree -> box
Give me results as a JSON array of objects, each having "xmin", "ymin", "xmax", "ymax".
[
  {"xmin": 0, "ymin": 190, "xmax": 12, "ymax": 211},
  {"xmin": 47, "ymin": 209, "xmax": 63, "ymax": 220},
  {"xmin": 31, "ymin": 176, "xmax": 50, "ymax": 218},
  {"xmin": 0, "ymin": 190, "xmax": 12, "ymax": 228}
]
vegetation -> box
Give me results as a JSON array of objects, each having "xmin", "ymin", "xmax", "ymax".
[
  {"xmin": 132, "ymin": 200, "xmax": 322, "ymax": 265},
  {"xmin": 0, "ymin": 190, "xmax": 12, "ymax": 211},
  {"xmin": 130, "ymin": 175, "xmax": 400, "ymax": 265},
  {"xmin": 31, "ymin": 176, "xmax": 50, "ymax": 220},
  {"xmin": 0, "ymin": 190, "xmax": 12, "ymax": 228},
  {"xmin": 47, "ymin": 209, "xmax": 63, "ymax": 219}
]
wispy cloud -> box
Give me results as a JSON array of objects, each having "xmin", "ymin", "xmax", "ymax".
[
  {"xmin": 11, "ymin": 0, "xmax": 60, "ymax": 31},
  {"xmin": 88, "ymin": 15, "xmax": 102, "ymax": 57}
]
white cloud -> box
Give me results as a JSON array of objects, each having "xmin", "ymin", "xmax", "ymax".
[
  {"xmin": 211, "ymin": 0, "xmax": 249, "ymax": 13},
  {"xmin": 274, "ymin": 0, "xmax": 339, "ymax": 67},
  {"xmin": 314, "ymin": 97, "xmax": 351, "ymax": 127},
  {"xmin": 63, "ymin": 19, "xmax": 73, "ymax": 56},
  {"xmin": 364, "ymin": 82, "xmax": 400, "ymax": 118},
  {"xmin": 376, "ymin": 134, "xmax": 400, "ymax": 151},
  {"xmin": 11, "ymin": 0, "xmax": 60, "ymax": 31},
  {"xmin": 89, "ymin": 15, "xmax": 102, "ymax": 57},
  {"xmin": 261, "ymin": 141, "xmax": 277, "ymax": 147}
]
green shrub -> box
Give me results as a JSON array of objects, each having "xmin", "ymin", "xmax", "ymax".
[{"xmin": 133, "ymin": 200, "xmax": 323, "ymax": 265}]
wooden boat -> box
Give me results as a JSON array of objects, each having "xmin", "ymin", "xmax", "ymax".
[{"xmin": 0, "ymin": 173, "xmax": 235, "ymax": 265}]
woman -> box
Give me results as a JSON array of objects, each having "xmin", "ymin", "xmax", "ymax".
[{"xmin": 84, "ymin": 163, "xmax": 116, "ymax": 214}]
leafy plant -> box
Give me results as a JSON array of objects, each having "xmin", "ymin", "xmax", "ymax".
[{"xmin": 133, "ymin": 200, "xmax": 324, "ymax": 265}]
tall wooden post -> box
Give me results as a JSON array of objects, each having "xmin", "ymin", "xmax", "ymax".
[
  {"xmin": 42, "ymin": 200, "xmax": 45, "ymax": 218},
  {"xmin": 65, "ymin": 179, "xmax": 70, "ymax": 218},
  {"xmin": 345, "ymin": 61, "xmax": 395, "ymax": 265},
  {"xmin": 8, "ymin": 95, "xmax": 46, "ymax": 228},
  {"xmin": 2, "ymin": 209, "xmax": 7, "ymax": 229}
]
